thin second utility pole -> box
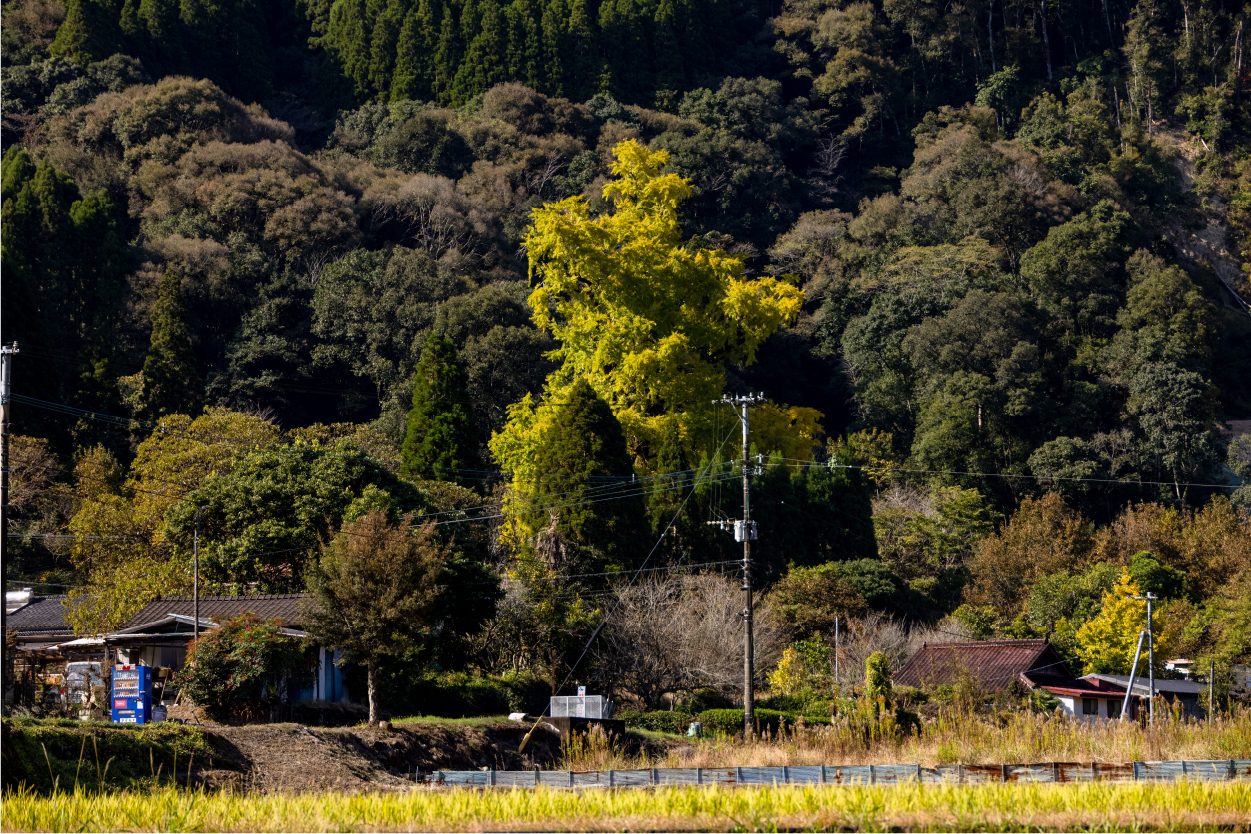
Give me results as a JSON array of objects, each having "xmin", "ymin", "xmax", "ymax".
[
  {"xmin": 710, "ymin": 393, "xmax": 764, "ymax": 736},
  {"xmin": 1133, "ymin": 591, "xmax": 1158, "ymax": 723},
  {"xmin": 0, "ymin": 343, "xmax": 17, "ymax": 669},
  {"xmin": 193, "ymin": 506, "xmax": 201, "ymax": 644}
]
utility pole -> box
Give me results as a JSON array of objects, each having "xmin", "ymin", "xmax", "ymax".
[
  {"xmin": 1, "ymin": 343, "xmax": 17, "ymax": 683},
  {"xmin": 708, "ymin": 393, "xmax": 764, "ymax": 736},
  {"xmin": 1132, "ymin": 592, "xmax": 1158, "ymax": 724},
  {"xmin": 193, "ymin": 507, "xmax": 201, "ymax": 644},
  {"xmin": 1209, "ymin": 659, "xmax": 1214, "ymax": 721},
  {"xmin": 834, "ymin": 616, "xmax": 840, "ymax": 688}
]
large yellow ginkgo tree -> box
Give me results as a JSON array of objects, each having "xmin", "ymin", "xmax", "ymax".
[{"xmin": 491, "ymin": 140, "xmax": 819, "ymax": 499}]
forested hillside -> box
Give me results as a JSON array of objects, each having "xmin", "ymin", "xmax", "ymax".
[{"xmin": 3, "ymin": 0, "xmax": 1250, "ymax": 706}]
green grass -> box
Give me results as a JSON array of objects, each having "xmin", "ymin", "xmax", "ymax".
[{"xmin": 3, "ymin": 781, "xmax": 1248, "ymax": 831}]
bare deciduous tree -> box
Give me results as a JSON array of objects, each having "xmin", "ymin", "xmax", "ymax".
[
  {"xmin": 594, "ymin": 574, "xmax": 785, "ymax": 707},
  {"xmin": 364, "ymin": 173, "xmax": 480, "ymax": 261}
]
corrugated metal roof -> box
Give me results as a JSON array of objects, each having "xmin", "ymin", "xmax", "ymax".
[
  {"xmin": 7, "ymin": 595, "xmax": 74, "ymax": 635},
  {"xmin": 121, "ymin": 595, "xmax": 306, "ymax": 630},
  {"xmin": 1084, "ymin": 674, "xmax": 1205, "ymax": 696},
  {"xmin": 895, "ymin": 639, "xmax": 1074, "ymax": 689}
]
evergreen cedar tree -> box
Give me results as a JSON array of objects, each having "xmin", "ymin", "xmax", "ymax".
[
  {"xmin": 135, "ymin": 266, "xmax": 203, "ymax": 423},
  {"xmin": 303, "ymin": 510, "xmax": 447, "ymax": 725},
  {"xmin": 526, "ymin": 376, "xmax": 647, "ymax": 572},
  {"xmin": 1, "ymin": 146, "xmax": 128, "ymax": 450},
  {"xmin": 401, "ymin": 331, "xmax": 482, "ymax": 487}
]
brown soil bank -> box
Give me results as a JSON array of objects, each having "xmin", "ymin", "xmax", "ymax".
[{"xmin": 2, "ymin": 717, "xmax": 621, "ymax": 794}]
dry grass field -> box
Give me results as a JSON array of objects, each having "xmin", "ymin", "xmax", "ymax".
[{"xmin": 561, "ymin": 706, "xmax": 1251, "ymax": 770}]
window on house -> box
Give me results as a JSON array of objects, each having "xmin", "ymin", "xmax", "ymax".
[{"xmin": 1082, "ymin": 698, "xmax": 1098, "ymax": 715}]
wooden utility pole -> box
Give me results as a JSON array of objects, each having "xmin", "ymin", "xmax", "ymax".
[
  {"xmin": 0, "ymin": 343, "xmax": 17, "ymax": 681},
  {"xmin": 193, "ymin": 507, "xmax": 201, "ymax": 644}
]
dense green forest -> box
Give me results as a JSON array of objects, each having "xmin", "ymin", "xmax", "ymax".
[{"xmin": 3, "ymin": 0, "xmax": 1250, "ymax": 709}]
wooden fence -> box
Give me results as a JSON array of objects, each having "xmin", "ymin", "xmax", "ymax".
[{"xmin": 416, "ymin": 760, "xmax": 1251, "ymax": 789}]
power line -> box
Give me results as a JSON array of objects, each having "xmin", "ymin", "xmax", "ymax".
[{"xmin": 765, "ymin": 456, "xmax": 1240, "ymax": 491}]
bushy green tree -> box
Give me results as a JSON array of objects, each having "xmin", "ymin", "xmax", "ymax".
[
  {"xmin": 165, "ymin": 440, "xmax": 432, "ymax": 591},
  {"xmin": 180, "ymin": 613, "xmax": 313, "ymax": 722},
  {"xmin": 303, "ymin": 510, "xmax": 447, "ymax": 723}
]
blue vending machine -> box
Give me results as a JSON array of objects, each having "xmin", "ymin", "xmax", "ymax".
[{"xmin": 111, "ymin": 665, "xmax": 152, "ymax": 724}]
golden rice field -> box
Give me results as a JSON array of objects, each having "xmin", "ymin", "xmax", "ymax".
[{"xmin": 3, "ymin": 781, "xmax": 1249, "ymax": 832}]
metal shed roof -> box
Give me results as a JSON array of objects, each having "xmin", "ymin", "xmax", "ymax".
[{"xmin": 895, "ymin": 639, "xmax": 1074, "ymax": 690}]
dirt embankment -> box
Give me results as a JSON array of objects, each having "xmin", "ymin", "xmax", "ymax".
[{"xmin": 199, "ymin": 721, "xmax": 568, "ymax": 792}]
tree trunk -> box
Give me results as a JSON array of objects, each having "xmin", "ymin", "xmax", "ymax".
[
  {"xmin": 367, "ymin": 660, "xmax": 379, "ymax": 725},
  {"xmin": 1038, "ymin": 0, "xmax": 1052, "ymax": 80},
  {"xmin": 988, "ymin": 4, "xmax": 996, "ymax": 73}
]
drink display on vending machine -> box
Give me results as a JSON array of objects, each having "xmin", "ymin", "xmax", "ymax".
[{"xmin": 111, "ymin": 665, "xmax": 152, "ymax": 724}]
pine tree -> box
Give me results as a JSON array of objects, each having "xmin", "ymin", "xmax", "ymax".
[
  {"xmin": 565, "ymin": 0, "xmax": 599, "ymax": 101},
  {"xmin": 51, "ymin": 0, "xmax": 124, "ymax": 64},
  {"xmin": 527, "ymin": 377, "xmax": 646, "ymax": 572},
  {"xmin": 652, "ymin": 0, "xmax": 684, "ymax": 94},
  {"xmin": 452, "ymin": 0, "xmax": 505, "ymax": 102},
  {"xmin": 539, "ymin": 0, "xmax": 566, "ymax": 96},
  {"xmin": 432, "ymin": 2, "xmax": 462, "ymax": 104},
  {"xmin": 134, "ymin": 266, "xmax": 202, "ymax": 422},
  {"xmin": 392, "ymin": 0, "xmax": 436, "ymax": 100},
  {"xmin": 138, "ymin": 0, "xmax": 186, "ymax": 74},
  {"xmin": 368, "ymin": 0, "xmax": 404, "ymax": 96},
  {"xmin": 325, "ymin": 0, "xmax": 373, "ymax": 97},
  {"xmin": 504, "ymin": 0, "xmax": 542, "ymax": 89},
  {"xmin": 401, "ymin": 332, "xmax": 482, "ymax": 487}
]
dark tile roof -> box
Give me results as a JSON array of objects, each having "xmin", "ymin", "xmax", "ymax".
[
  {"xmin": 7, "ymin": 595, "xmax": 73, "ymax": 636},
  {"xmin": 895, "ymin": 639, "xmax": 1075, "ymax": 690},
  {"xmin": 121, "ymin": 595, "xmax": 307, "ymax": 630}
]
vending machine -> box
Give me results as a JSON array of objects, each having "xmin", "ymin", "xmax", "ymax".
[{"xmin": 111, "ymin": 665, "xmax": 152, "ymax": 724}]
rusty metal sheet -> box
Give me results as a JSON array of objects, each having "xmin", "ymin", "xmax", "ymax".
[
  {"xmin": 1005, "ymin": 764, "xmax": 1053, "ymax": 783},
  {"xmin": 1092, "ymin": 762, "xmax": 1135, "ymax": 782},
  {"xmin": 571, "ymin": 770, "xmax": 611, "ymax": 788},
  {"xmin": 431, "ymin": 771, "xmax": 492, "ymax": 787},
  {"xmin": 611, "ymin": 769, "xmax": 655, "ymax": 788},
  {"xmin": 699, "ymin": 768, "xmax": 737, "ymax": 786},
  {"xmin": 1053, "ymin": 762, "xmax": 1092, "ymax": 783},
  {"xmin": 1232, "ymin": 760, "xmax": 1251, "ymax": 779},
  {"xmin": 959, "ymin": 764, "xmax": 1005, "ymax": 784},
  {"xmin": 928, "ymin": 765, "xmax": 960, "ymax": 784}
]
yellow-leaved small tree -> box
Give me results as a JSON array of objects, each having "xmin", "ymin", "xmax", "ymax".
[{"xmin": 1075, "ymin": 568, "xmax": 1167, "ymax": 675}]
